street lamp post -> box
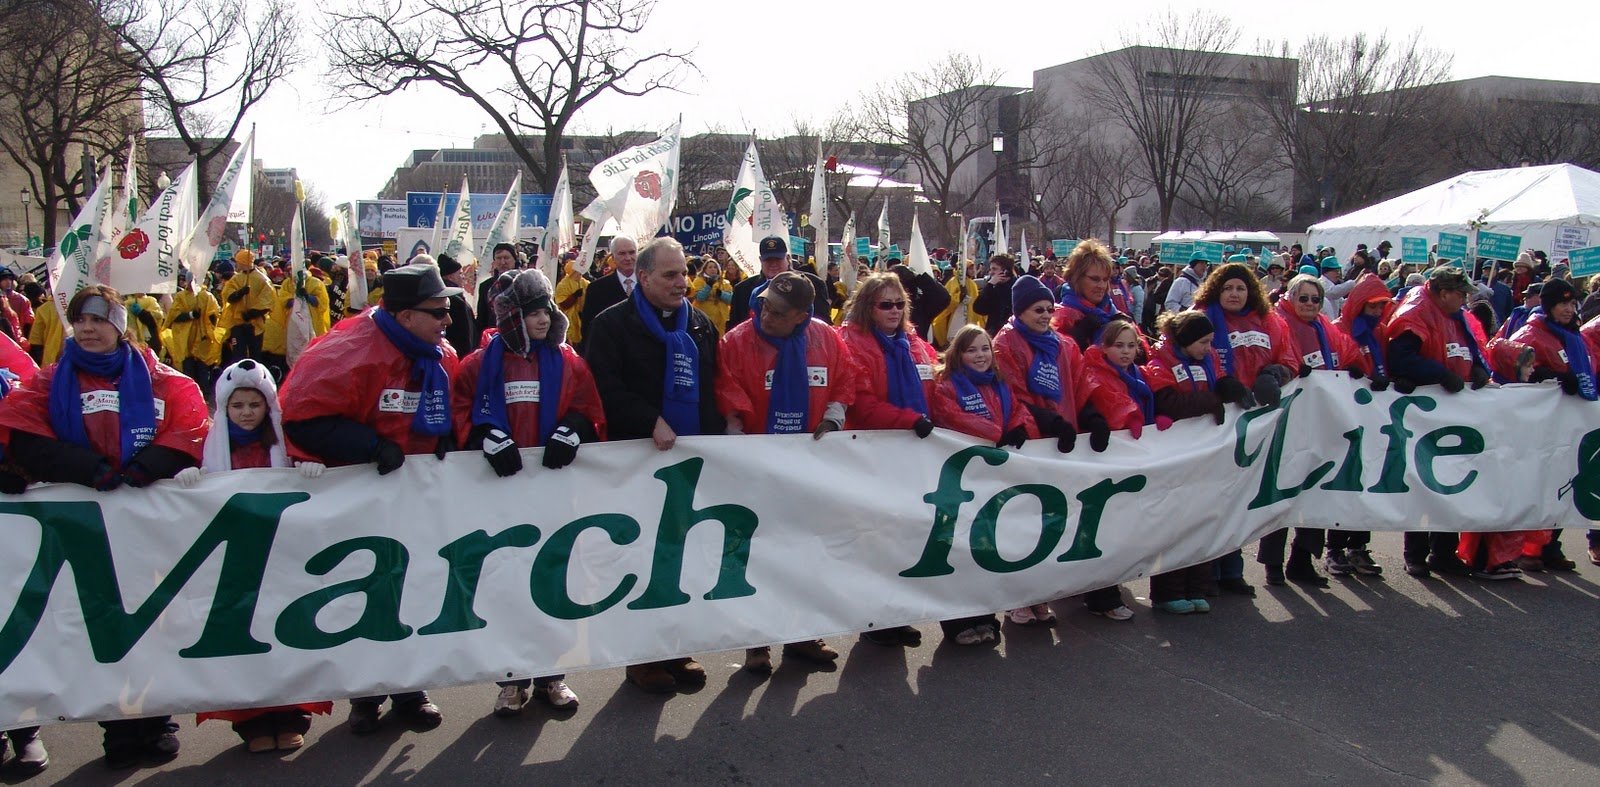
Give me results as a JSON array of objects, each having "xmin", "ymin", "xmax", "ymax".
[{"xmin": 19, "ymin": 188, "xmax": 30, "ymax": 250}]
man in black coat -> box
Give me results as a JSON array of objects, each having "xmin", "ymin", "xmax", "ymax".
[
  {"xmin": 888, "ymin": 260, "xmax": 951, "ymax": 341},
  {"xmin": 971, "ymin": 255, "xmax": 1017, "ymax": 335},
  {"xmin": 578, "ymin": 235, "xmax": 639, "ymax": 349},
  {"xmin": 476, "ymin": 242, "xmax": 521, "ymax": 320},
  {"xmin": 727, "ymin": 236, "xmax": 832, "ymax": 331},
  {"xmin": 435, "ymin": 253, "xmax": 476, "ymax": 358},
  {"xmin": 583, "ymin": 235, "xmax": 725, "ymax": 695}
]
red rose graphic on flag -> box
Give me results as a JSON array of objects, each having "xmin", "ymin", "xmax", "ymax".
[
  {"xmin": 94, "ymin": 257, "xmax": 112, "ymax": 284},
  {"xmin": 117, "ymin": 228, "xmax": 150, "ymax": 259},
  {"xmin": 206, "ymin": 216, "xmax": 228, "ymax": 245},
  {"xmin": 634, "ymin": 170, "xmax": 662, "ymax": 200}
]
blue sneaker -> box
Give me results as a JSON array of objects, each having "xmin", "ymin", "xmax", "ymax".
[
  {"xmin": 1155, "ymin": 599, "xmax": 1195, "ymax": 614},
  {"xmin": 1187, "ymin": 598, "xmax": 1211, "ymax": 613}
]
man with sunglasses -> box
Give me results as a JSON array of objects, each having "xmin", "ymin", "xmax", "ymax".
[{"xmin": 280, "ymin": 263, "xmax": 464, "ymax": 735}]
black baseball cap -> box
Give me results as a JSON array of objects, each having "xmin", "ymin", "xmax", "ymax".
[
  {"xmin": 758, "ymin": 236, "xmax": 788, "ymax": 260},
  {"xmin": 383, "ymin": 264, "xmax": 463, "ymax": 310}
]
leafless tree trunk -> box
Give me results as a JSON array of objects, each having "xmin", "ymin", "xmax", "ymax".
[
  {"xmin": 1175, "ymin": 120, "xmax": 1283, "ymax": 228},
  {"xmin": 325, "ymin": 0, "xmax": 696, "ymax": 194},
  {"xmin": 1440, "ymin": 86, "xmax": 1600, "ymax": 172}
]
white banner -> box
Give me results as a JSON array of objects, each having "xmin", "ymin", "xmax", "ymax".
[{"xmin": 0, "ymin": 375, "xmax": 1593, "ymax": 728}]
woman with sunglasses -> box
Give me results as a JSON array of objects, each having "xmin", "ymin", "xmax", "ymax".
[{"xmin": 837, "ymin": 273, "xmax": 937, "ymax": 647}]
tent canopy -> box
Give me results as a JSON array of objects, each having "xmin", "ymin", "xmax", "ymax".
[
  {"xmin": 1151, "ymin": 230, "xmax": 1279, "ymax": 244},
  {"xmin": 1306, "ymin": 164, "xmax": 1600, "ymax": 261}
]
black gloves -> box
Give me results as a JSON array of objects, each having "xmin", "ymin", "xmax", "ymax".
[
  {"xmin": 1560, "ymin": 373, "xmax": 1582, "ymax": 396},
  {"xmin": 0, "ymin": 470, "xmax": 27, "ymax": 494},
  {"xmin": 996, "ymin": 426, "xmax": 1028, "ymax": 449},
  {"xmin": 1369, "ymin": 373, "xmax": 1390, "ymax": 392},
  {"xmin": 1056, "ymin": 427, "xmax": 1077, "ymax": 454},
  {"xmin": 1252, "ymin": 373, "xmax": 1283, "ymax": 408},
  {"xmin": 92, "ymin": 461, "xmax": 122, "ymax": 491},
  {"xmin": 1297, "ymin": 363, "xmax": 1313, "ymax": 378},
  {"xmin": 373, "ymin": 439, "xmax": 405, "ymax": 475},
  {"xmin": 912, "ymin": 416, "xmax": 934, "ymax": 439},
  {"xmin": 481, "ymin": 427, "xmax": 522, "ymax": 477},
  {"xmin": 1039, "ymin": 413, "xmax": 1075, "ymax": 453},
  {"xmin": 226, "ymin": 287, "xmax": 248, "ymax": 304},
  {"xmin": 1081, "ymin": 411, "xmax": 1110, "ymax": 453},
  {"xmin": 1440, "ymin": 372, "xmax": 1465, "ymax": 394},
  {"xmin": 241, "ymin": 308, "xmax": 268, "ymax": 321},
  {"xmin": 1393, "ymin": 377, "xmax": 1417, "ymax": 394},
  {"xmin": 1470, "ymin": 366, "xmax": 1491, "ymax": 390},
  {"xmin": 122, "ymin": 445, "xmax": 193, "ymax": 488},
  {"xmin": 1348, "ymin": 365, "xmax": 1364, "ymax": 380},
  {"xmin": 1212, "ymin": 402, "xmax": 1227, "ymax": 425},
  {"xmin": 172, "ymin": 309, "xmax": 199, "ymax": 323},
  {"xmin": 1262, "ymin": 364, "xmax": 1296, "ymax": 387},
  {"xmin": 542, "ymin": 424, "xmax": 581, "ymax": 469},
  {"xmin": 1216, "ymin": 375, "xmax": 1253, "ymax": 408}
]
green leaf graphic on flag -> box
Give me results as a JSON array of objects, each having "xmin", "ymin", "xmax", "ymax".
[
  {"xmin": 1559, "ymin": 429, "xmax": 1600, "ymax": 518},
  {"xmin": 726, "ymin": 187, "xmax": 753, "ymax": 224},
  {"xmin": 57, "ymin": 224, "xmax": 91, "ymax": 258}
]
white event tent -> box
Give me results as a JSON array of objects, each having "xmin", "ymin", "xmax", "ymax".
[{"xmin": 1307, "ymin": 164, "xmax": 1600, "ymax": 259}]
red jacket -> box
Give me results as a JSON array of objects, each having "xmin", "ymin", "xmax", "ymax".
[
  {"xmin": 1208, "ymin": 306, "xmax": 1298, "ymax": 385},
  {"xmin": 1275, "ymin": 298, "xmax": 1367, "ymax": 374},
  {"xmin": 1583, "ymin": 314, "xmax": 1600, "ymax": 362},
  {"xmin": 1485, "ymin": 337, "xmax": 1533, "ymax": 382},
  {"xmin": 930, "ymin": 374, "xmax": 1038, "ymax": 443},
  {"xmin": 1509, "ymin": 313, "xmax": 1595, "ymax": 377},
  {"xmin": 231, "ymin": 439, "xmax": 273, "ymax": 470},
  {"xmin": 838, "ymin": 323, "xmax": 936, "ymax": 430},
  {"xmin": 716, "ymin": 317, "xmax": 856, "ymax": 433},
  {"xmin": 1386, "ymin": 286, "xmax": 1485, "ymax": 378},
  {"xmin": 1080, "ymin": 345, "xmax": 1144, "ymax": 431},
  {"xmin": 0, "ymin": 330, "xmax": 37, "ymax": 389},
  {"xmin": 1143, "ymin": 340, "xmax": 1224, "ymax": 394},
  {"xmin": 0, "ymin": 344, "xmax": 206, "ymax": 465},
  {"xmin": 993, "ymin": 322, "xmax": 1088, "ymax": 430},
  {"xmin": 1333, "ymin": 274, "xmax": 1394, "ymax": 375},
  {"xmin": 280, "ymin": 311, "xmax": 461, "ymax": 462},
  {"xmin": 451, "ymin": 342, "xmax": 607, "ymax": 447}
]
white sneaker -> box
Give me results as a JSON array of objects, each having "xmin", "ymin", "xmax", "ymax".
[
  {"xmin": 1091, "ymin": 605, "xmax": 1135, "ymax": 621},
  {"xmin": 541, "ymin": 681, "xmax": 579, "ymax": 708},
  {"xmin": 493, "ymin": 685, "xmax": 529, "ymax": 716}
]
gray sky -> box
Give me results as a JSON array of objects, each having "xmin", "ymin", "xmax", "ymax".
[{"xmin": 252, "ymin": 0, "xmax": 1599, "ymax": 208}]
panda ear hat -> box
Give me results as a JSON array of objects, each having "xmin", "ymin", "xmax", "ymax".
[{"xmin": 200, "ymin": 359, "xmax": 290, "ymax": 472}]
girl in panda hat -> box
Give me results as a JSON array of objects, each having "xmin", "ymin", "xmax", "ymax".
[{"xmin": 181, "ymin": 358, "xmax": 333, "ymax": 752}]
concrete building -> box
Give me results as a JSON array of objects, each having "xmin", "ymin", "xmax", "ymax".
[{"xmin": 261, "ymin": 167, "xmax": 298, "ymax": 193}]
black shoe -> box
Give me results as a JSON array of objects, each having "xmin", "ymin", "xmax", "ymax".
[
  {"xmin": 897, "ymin": 625, "xmax": 923, "ymax": 647},
  {"xmin": 860, "ymin": 628, "xmax": 904, "ymax": 647},
  {"xmin": 1543, "ymin": 555, "xmax": 1578, "ymax": 572},
  {"xmin": 143, "ymin": 732, "xmax": 179, "ymax": 764},
  {"xmin": 103, "ymin": 745, "xmax": 140, "ymax": 770},
  {"xmin": 394, "ymin": 698, "xmax": 443, "ymax": 731},
  {"xmin": 1427, "ymin": 554, "xmax": 1473, "ymax": 577},
  {"xmin": 1404, "ymin": 561, "xmax": 1430, "ymax": 578},
  {"xmin": 1285, "ymin": 562, "xmax": 1330, "ymax": 588},
  {"xmin": 1264, "ymin": 565, "xmax": 1286, "ymax": 586},
  {"xmin": 1217, "ymin": 578, "xmax": 1257, "ymax": 597},
  {"xmin": 348, "ymin": 702, "xmax": 382, "ymax": 735}
]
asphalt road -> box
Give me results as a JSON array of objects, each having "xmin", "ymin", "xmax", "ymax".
[{"xmin": 11, "ymin": 531, "xmax": 1600, "ymax": 785}]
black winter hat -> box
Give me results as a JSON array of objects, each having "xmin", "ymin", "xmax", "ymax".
[
  {"xmin": 1171, "ymin": 311, "xmax": 1215, "ymax": 348},
  {"xmin": 1541, "ymin": 277, "xmax": 1577, "ymax": 312}
]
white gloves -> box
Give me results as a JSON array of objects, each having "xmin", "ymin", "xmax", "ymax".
[
  {"xmin": 297, "ymin": 461, "xmax": 325, "ymax": 478},
  {"xmin": 174, "ymin": 466, "xmax": 203, "ymax": 488}
]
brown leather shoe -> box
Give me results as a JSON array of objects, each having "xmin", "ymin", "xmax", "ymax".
[
  {"xmin": 743, "ymin": 646, "xmax": 773, "ymax": 674},
  {"xmin": 782, "ymin": 640, "xmax": 839, "ymax": 664},
  {"xmin": 663, "ymin": 657, "xmax": 707, "ymax": 685},
  {"xmin": 626, "ymin": 662, "xmax": 677, "ymax": 694}
]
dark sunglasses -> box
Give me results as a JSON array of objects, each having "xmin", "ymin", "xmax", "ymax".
[
  {"xmin": 1297, "ymin": 294, "xmax": 1323, "ymax": 304},
  {"xmin": 875, "ymin": 300, "xmax": 907, "ymax": 311},
  {"xmin": 408, "ymin": 306, "xmax": 452, "ymax": 319}
]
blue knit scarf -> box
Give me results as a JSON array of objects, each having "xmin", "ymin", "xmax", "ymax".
[
  {"xmin": 949, "ymin": 365, "xmax": 1012, "ymax": 426},
  {"xmin": 1174, "ymin": 347, "xmax": 1219, "ymax": 393},
  {"xmin": 630, "ymin": 285, "xmax": 701, "ymax": 436},
  {"xmin": 372, "ymin": 308, "xmax": 452, "ymax": 436},
  {"xmin": 1306, "ymin": 316, "xmax": 1336, "ymax": 369},
  {"xmin": 753, "ymin": 300, "xmax": 811, "ymax": 434},
  {"xmin": 1113, "ymin": 360, "xmax": 1156, "ymax": 424},
  {"xmin": 228, "ymin": 420, "xmax": 264, "ymax": 446},
  {"xmin": 1543, "ymin": 315, "xmax": 1598, "ymax": 401},
  {"xmin": 873, "ymin": 327, "xmax": 928, "ymax": 415},
  {"xmin": 473, "ymin": 333, "xmax": 566, "ymax": 445},
  {"xmin": 1351, "ymin": 313, "xmax": 1387, "ymax": 377},
  {"xmin": 49, "ymin": 339, "xmax": 156, "ymax": 467},
  {"xmin": 1058, "ymin": 284, "xmax": 1118, "ymax": 342},
  {"xmin": 1009, "ymin": 316, "xmax": 1063, "ymax": 402},
  {"xmin": 1205, "ymin": 303, "xmax": 1240, "ymax": 376}
]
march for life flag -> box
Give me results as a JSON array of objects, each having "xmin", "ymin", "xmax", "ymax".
[
  {"xmin": 907, "ymin": 212, "xmax": 933, "ymax": 276},
  {"xmin": 180, "ymin": 129, "xmax": 253, "ymax": 278},
  {"xmin": 101, "ymin": 136, "xmax": 137, "ymax": 245},
  {"xmin": 341, "ymin": 203, "xmax": 368, "ymax": 310},
  {"xmin": 428, "ymin": 183, "xmax": 450, "ymax": 252},
  {"xmin": 877, "ymin": 201, "xmax": 891, "ymax": 260},
  {"xmin": 441, "ymin": 175, "xmax": 476, "ymax": 271},
  {"xmin": 107, "ymin": 162, "xmax": 198, "ymax": 296},
  {"xmin": 286, "ymin": 203, "xmax": 314, "ymax": 366},
  {"xmin": 537, "ymin": 164, "xmax": 574, "ymax": 284},
  {"xmin": 840, "ymin": 214, "xmax": 858, "ymax": 292},
  {"xmin": 226, "ymin": 130, "xmax": 253, "ymax": 224},
  {"xmin": 808, "ymin": 140, "xmax": 829, "ymax": 267},
  {"xmin": 481, "ymin": 172, "xmax": 523, "ymax": 289},
  {"xmin": 589, "ymin": 119, "xmax": 681, "ymax": 242},
  {"xmin": 957, "ymin": 214, "xmax": 971, "ymax": 282},
  {"xmin": 48, "ymin": 165, "xmax": 115, "ymax": 325},
  {"xmin": 722, "ymin": 138, "xmax": 787, "ymax": 277}
]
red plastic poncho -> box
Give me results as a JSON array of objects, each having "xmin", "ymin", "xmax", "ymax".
[
  {"xmin": 1274, "ymin": 297, "xmax": 1367, "ymax": 374},
  {"xmin": 1584, "ymin": 314, "xmax": 1600, "ymax": 361},
  {"xmin": 1386, "ymin": 286, "xmax": 1486, "ymax": 378},
  {"xmin": 839, "ymin": 323, "xmax": 937, "ymax": 430},
  {"xmin": 716, "ymin": 317, "xmax": 857, "ymax": 434},
  {"xmin": 451, "ymin": 342, "xmax": 607, "ymax": 447},
  {"xmin": 0, "ymin": 330, "xmax": 37, "ymax": 389},
  {"xmin": 1509, "ymin": 314, "xmax": 1595, "ymax": 377},
  {"xmin": 1210, "ymin": 306, "xmax": 1299, "ymax": 385},
  {"xmin": 1484, "ymin": 337, "xmax": 1533, "ymax": 382},
  {"xmin": 1080, "ymin": 345, "xmax": 1144, "ymax": 432},
  {"xmin": 0, "ymin": 344, "xmax": 206, "ymax": 465},
  {"xmin": 1143, "ymin": 340, "xmax": 1224, "ymax": 394},
  {"xmin": 279, "ymin": 311, "xmax": 461, "ymax": 462},
  {"xmin": 992, "ymin": 322, "xmax": 1089, "ymax": 431},
  {"xmin": 930, "ymin": 374, "xmax": 1038, "ymax": 443}
]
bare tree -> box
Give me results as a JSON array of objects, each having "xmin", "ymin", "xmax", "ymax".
[
  {"xmin": 1255, "ymin": 32, "xmax": 1453, "ymax": 223},
  {"xmin": 1034, "ymin": 132, "xmax": 1148, "ymax": 242},
  {"xmin": 1078, "ymin": 11, "xmax": 1247, "ymax": 230},
  {"xmin": 108, "ymin": 0, "xmax": 303, "ymax": 205},
  {"xmin": 325, "ymin": 0, "xmax": 696, "ymax": 193},
  {"xmin": 1175, "ymin": 120, "xmax": 1285, "ymax": 228},
  {"xmin": 0, "ymin": 0, "xmax": 142, "ymax": 245},
  {"xmin": 1441, "ymin": 86, "xmax": 1600, "ymax": 172}
]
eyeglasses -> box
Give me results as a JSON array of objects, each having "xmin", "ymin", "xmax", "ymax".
[
  {"xmin": 408, "ymin": 306, "xmax": 451, "ymax": 319},
  {"xmin": 1030, "ymin": 304, "xmax": 1055, "ymax": 314},
  {"xmin": 1296, "ymin": 294, "xmax": 1323, "ymax": 305},
  {"xmin": 875, "ymin": 300, "xmax": 907, "ymax": 311}
]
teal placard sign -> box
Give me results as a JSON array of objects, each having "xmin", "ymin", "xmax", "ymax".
[
  {"xmin": 1400, "ymin": 237, "xmax": 1428, "ymax": 262},
  {"xmin": 1193, "ymin": 241, "xmax": 1226, "ymax": 264},
  {"xmin": 1437, "ymin": 232, "xmax": 1468, "ymax": 262},
  {"xmin": 1051, "ymin": 239, "xmax": 1077, "ymax": 257},
  {"xmin": 888, "ymin": 244, "xmax": 902, "ymax": 259},
  {"xmin": 1162, "ymin": 241, "xmax": 1193, "ymax": 262},
  {"xmin": 789, "ymin": 235, "xmax": 807, "ymax": 258},
  {"xmin": 1569, "ymin": 246, "xmax": 1600, "ymax": 277},
  {"xmin": 1476, "ymin": 230, "xmax": 1522, "ymax": 261},
  {"xmin": 855, "ymin": 237, "xmax": 871, "ymax": 258}
]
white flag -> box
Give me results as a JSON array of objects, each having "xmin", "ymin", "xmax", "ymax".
[
  {"xmin": 589, "ymin": 118, "xmax": 681, "ymax": 240},
  {"xmin": 721, "ymin": 138, "xmax": 787, "ymax": 277},
  {"xmin": 907, "ymin": 212, "xmax": 933, "ymax": 276},
  {"xmin": 993, "ymin": 204, "xmax": 1008, "ymax": 256},
  {"xmin": 441, "ymin": 175, "xmax": 475, "ymax": 271},
  {"xmin": 957, "ymin": 214, "xmax": 970, "ymax": 282},
  {"xmin": 103, "ymin": 137, "xmax": 137, "ymax": 244},
  {"xmin": 808, "ymin": 140, "xmax": 829, "ymax": 272},
  {"xmin": 840, "ymin": 214, "xmax": 858, "ymax": 294},
  {"xmin": 537, "ymin": 163, "xmax": 574, "ymax": 283},
  {"xmin": 429, "ymin": 186, "xmax": 451, "ymax": 253},
  {"xmin": 226, "ymin": 130, "xmax": 253, "ymax": 223},
  {"xmin": 482, "ymin": 172, "xmax": 523, "ymax": 288},
  {"xmin": 342, "ymin": 203, "xmax": 368, "ymax": 312},
  {"xmin": 1019, "ymin": 228, "xmax": 1029, "ymax": 270},
  {"xmin": 108, "ymin": 162, "xmax": 198, "ymax": 296},
  {"xmin": 286, "ymin": 203, "xmax": 314, "ymax": 366},
  {"xmin": 49, "ymin": 165, "xmax": 116, "ymax": 325},
  {"xmin": 180, "ymin": 129, "xmax": 253, "ymax": 278},
  {"xmin": 877, "ymin": 201, "xmax": 891, "ymax": 261}
]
